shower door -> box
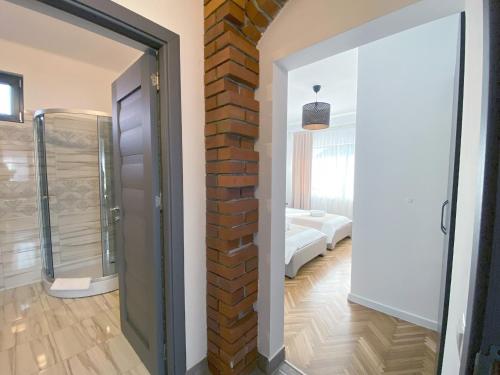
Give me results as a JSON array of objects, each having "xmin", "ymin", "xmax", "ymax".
[
  {"xmin": 34, "ymin": 109, "xmax": 118, "ymax": 290},
  {"xmin": 98, "ymin": 116, "xmax": 117, "ymax": 276},
  {"xmin": 34, "ymin": 114, "xmax": 54, "ymax": 279}
]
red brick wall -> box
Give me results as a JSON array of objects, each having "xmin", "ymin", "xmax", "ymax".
[{"xmin": 204, "ymin": 1, "xmax": 288, "ymax": 373}]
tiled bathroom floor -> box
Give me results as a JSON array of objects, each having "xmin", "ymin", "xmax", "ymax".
[{"xmin": 0, "ymin": 283, "xmax": 150, "ymax": 375}]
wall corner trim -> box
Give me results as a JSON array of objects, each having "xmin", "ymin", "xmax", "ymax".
[
  {"xmin": 187, "ymin": 357, "xmax": 209, "ymax": 375},
  {"xmin": 347, "ymin": 293, "xmax": 439, "ymax": 331},
  {"xmin": 257, "ymin": 347, "xmax": 286, "ymax": 374}
]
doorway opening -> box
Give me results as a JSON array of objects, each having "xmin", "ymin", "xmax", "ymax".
[
  {"xmin": 0, "ymin": 1, "xmax": 184, "ymax": 374},
  {"xmin": 280, "ymin": 13, "xmax": 464, "ymax": 375}
]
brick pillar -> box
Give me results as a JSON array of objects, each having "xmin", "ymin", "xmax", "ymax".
[{"xmin": 204, "ymin": 1, "xmax": 288, "ymax": 374}]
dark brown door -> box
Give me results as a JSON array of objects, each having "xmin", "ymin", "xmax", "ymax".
[{"xmin": 112, "ymin": 51, "xmax": 165, "ymax": 375}]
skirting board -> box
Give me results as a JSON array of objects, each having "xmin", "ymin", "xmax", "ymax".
[
  {"xmin": 186, "ymin": 358, "xmax": 209, "ymax": 375},
  {"xmin": 258, "ymin": 347, "xmax": 286, "ymax": 374},
  {"xmin": 186, "ymin": 349, "xmax": 286, "ymax": 375},
  {"xmin": 347, "ymin": 293, "xmax": 438, "ymax": 331}
]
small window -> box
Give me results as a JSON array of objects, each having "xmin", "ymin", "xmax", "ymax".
[{"xmin": 0, "ymin": 71, "xmax": 24, "ymax": 123}]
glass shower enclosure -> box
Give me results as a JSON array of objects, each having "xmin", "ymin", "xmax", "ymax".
[{"xmin": 33, "ymin": 109, "xmax": 118, "ymax": 297}]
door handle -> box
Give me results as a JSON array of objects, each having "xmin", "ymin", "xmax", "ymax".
[{"xmin": 441, "ymin": 200, "xmax": 449, "ymax": 235}]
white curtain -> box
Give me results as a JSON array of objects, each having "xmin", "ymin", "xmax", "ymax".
[
  {"xmin": 310, "ymin": 125, "xmax": 355, "ymax": 218},
  {"xmin": 291, "ymin": 131, "xmax": 313, "ymax": 209}
]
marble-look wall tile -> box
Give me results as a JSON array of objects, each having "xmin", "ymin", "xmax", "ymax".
[
  {"xmin": 0, "ymin": 115, "xmax": 41, "ymax": 290},
  {"xmin": 0, "ymin": 112, "xmax": 111, "ymax": 291}
]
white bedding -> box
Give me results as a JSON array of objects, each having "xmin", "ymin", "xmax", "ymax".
[
  {"xmin": 286, "ymin": 208, "xmax": 352, "ymax": 248},
  {"xmin": 285, "ymin": 208, "xmax": 310, "ymax": 217},
  {"xmin": 285, "ymin": 224, "xmax": 327, "ymax": 265}
]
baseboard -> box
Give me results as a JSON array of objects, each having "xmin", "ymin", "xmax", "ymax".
[
  {"xmin": 187, "ymin": 348, "xmax": 286, "ymax": 375},
  {"xmin": 258, "ymin": 347, "xmax": 286, "ymax": 374},
  {"xmin": 347, "ymin": 293, "xmax": 438, "ymax": 331},
  {"xmin": 186, "ymin": 357, "xmax": 209, "ymax": 375}
]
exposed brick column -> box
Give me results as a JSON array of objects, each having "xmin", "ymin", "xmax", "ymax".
[{"xmin": 204, "ymin": 1, "xmax": 288, "ymax": 374}]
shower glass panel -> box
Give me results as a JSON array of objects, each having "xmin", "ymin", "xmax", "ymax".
[
  {"xmin": 34, "ymin": 115, "xmax": 54, "ymax": 279},
  {"xmin": 97, "ymin": 116, "xmax": 117, "ymax": 276},
  {"xmin": 34, "ymin": 109, "xmax": 118, "ymax": 296}
]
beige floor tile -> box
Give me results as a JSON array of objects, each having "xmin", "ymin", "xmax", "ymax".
[
  {"xmin": 8, "ymin": 285, "xmax": 40, "ymax": 306},
  {"xmin": 0, "ymin": 285, "xmax": 151, "ymax": 375},
  {"xmin": 2, "ymin": 299, "xmax": 45, "ymax": 323},
  {"xmin": 39, "ymin": 295, "xmax": 66, "ymax": 312},
  {"xmin": 79, "ymin": 310, "xmax": 120, "ymax": 344},
  {"xmin": 65, "ymin": 298, "xmax": 102, "ymax": 322},
  {"xmin": 0, "ymin": 291, "xmax": 5, "ymax": 308},
  {"xmin": 2, "ymin": 286, "xmax": 43, "ymax": 316},
  {"xmin": 91, "ymin": 293, "xmax": 119, "ymax": 311},
  {"xmin": 20, "ymin": 300, "xmax": 46, "ymax": 320},
  {"xmin": 102, "ymin": 293, "xmax": 119, "ymax": 309},
  {"xmin": 0, "ymin": 322, "xmax": 16, "ymax": 351},
  {"xmin": 0, "ymin": 307, "xmax": 6, "ymax": 328},
  {"xmin": 3, "ymin": 302, "xmax": 23, "ymax": 323},
  {"xmin": 99, "ymin": 335, "xmax": 140, "ymax": 373},
  {"xmin": 66, "ymin": 345, "xmax": 121, "ymax": 375},
  {"xmin": 44, "ymin": 306, "xmax": 77, "ymax": 332},
  {"xmin": 103, "ymin": 307, "xmax": 120, "ymax": 329},
  {"xmin": 12, "ymin": 314, "xmax": 50, "ymax": 345},
  {"xmin": 0, "ymin": 348, "xmax": 15, "ymax": 375},
  {"xmin": 15, "ymin": 335, "xmax": 59, "ymax": 375},
  {"xmin": 52, "ymin": 325, "xmax": 93, "ymax": 361},
  {"xmin": 124, "ymin": 362, "xmax": 150, "ymax": 375},
  {"xmin": 36, "ymin": 362, "xmax": 68, "ymax": 375}
]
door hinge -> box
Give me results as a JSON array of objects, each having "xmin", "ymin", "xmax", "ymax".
[
  {"xmin": 151, "ymin": 72, "xmax": 160, "ymax": 91},
  {"xmin": 473, "ymin": 346, "xmax": 500, "ymax": 374},
  {"xmin": 155, "ymin": 193, "xmax": 162, "ymax": 210}
]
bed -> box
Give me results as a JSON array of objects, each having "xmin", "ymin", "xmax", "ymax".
[
  {"xmin": 286, "ymin": 208, "xmax": 352, "ymax": 250},
  {"xmin": 285, "ymin": 224, "xmax": 327, "ymax": 278}
]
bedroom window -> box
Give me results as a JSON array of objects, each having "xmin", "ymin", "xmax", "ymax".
[
  {"xmin": 310, "ymin": 124, "xmax": 356, "ymax": 218},
  {"xmin": 0, "ymin": 71, "xmax": 24, "ymax": 123}
]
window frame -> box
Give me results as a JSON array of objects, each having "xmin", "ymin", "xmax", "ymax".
[{"xmin": 0, "ymin": 70, "xmax": 24, "ymax": 123}]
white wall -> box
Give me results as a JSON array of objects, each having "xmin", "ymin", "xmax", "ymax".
[
  {"xmin": 0, "ymin": 37, "xmax": 119, "ymax": 112},
  {"xmin": 256, "ymin": 0, "xmax": 423, "ymax": 360},
  {"xmin": 109, "ymin": 1, "xmax": 206, "ymax": 370},
  {"xmin": 350, "ymin": 15, "xmax": 460, "ymax": 329}
]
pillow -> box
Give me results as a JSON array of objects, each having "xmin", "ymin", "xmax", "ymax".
[{"xmin": 310, "ymin": 210, "xmax": 326, "ymax": 217}]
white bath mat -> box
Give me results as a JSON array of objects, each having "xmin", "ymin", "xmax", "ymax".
[{"xmin": 51, "ymin": 277, "xmax": 92, "ymax": 291}]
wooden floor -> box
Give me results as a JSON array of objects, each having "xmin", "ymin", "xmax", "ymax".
[{"xmin": 284, "ymin": 239, "xmax": 438, "ymax": 375}]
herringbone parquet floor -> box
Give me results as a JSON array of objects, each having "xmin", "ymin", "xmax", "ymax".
[{"xmin": 284, "ymin": 239, "xmax": 438, "ymax": 375}]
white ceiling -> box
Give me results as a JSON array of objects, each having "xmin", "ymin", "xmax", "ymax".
[
  {"xmin": 287, "ymin": 48, "xmax": 359, "ymax": 130},
  {"xmin": 0, "ymin": 0, "xmax": 143, "ymax": 73}
]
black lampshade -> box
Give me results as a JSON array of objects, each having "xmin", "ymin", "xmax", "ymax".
[{"xmin": 302, "ymin": 85, "xmax": 330, "ymax": 130}]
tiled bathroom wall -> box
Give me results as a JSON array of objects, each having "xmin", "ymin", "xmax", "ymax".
[
  {"xmin": 0, "ymin": 114, "xmax": 42, "ymax": 289},
  {"xmin": 0, "ymin": 112, "xmax": 107, "ymax": 290}
]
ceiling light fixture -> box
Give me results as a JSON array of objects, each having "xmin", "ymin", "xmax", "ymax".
[{"xmin": 302, "ymin": 85, "xmax": 330, "ymax": 130}]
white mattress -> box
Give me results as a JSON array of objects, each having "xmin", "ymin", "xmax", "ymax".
[
  {"xmin": 286, "ymin": 208, "xmax": 352, "ymax": 248},
  {"xmin": 285, "ymin": 224, "xmax": 327, "ymax": 265}
]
